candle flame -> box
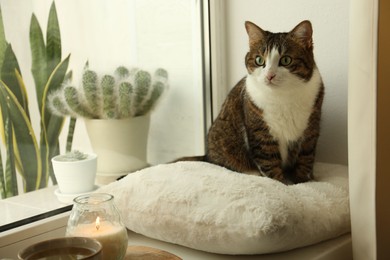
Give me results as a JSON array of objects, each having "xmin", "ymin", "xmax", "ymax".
[{"xmin": 95, "ymin": 217, "xmax": 100, "ymax": 231}]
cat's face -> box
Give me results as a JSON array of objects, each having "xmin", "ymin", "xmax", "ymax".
[{"xmin": 245, "ymin": 21, "xmax": 315, "ymax": 88}]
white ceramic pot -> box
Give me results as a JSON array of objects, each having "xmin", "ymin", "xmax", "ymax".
[
  {"xmin": 84, "ymin": 115, "xmax": 150, "ymax": 184},
  {"xmin": 52, "ymin": 153, "xmax": 97, "ymax": 194}
]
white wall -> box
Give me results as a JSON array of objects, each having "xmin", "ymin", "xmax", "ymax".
[{"xmin": 221, "ymin": 0, "xmax": 350, "ymax": 165}]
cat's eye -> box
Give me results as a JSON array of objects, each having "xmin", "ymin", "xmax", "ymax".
[
  {"xmin": 280, "ymin": 56, "xmax": 292, "ymax": 66},
  {"xmin": 255, "ymin": 56, "xmax": 265, "ymax": 66}
]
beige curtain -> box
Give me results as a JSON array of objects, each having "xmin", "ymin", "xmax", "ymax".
[
  {"xmin": 348, "ymin": 0, "xmax": 377, "ymax": 258},
  {"xmin": 349, "ymin": 0, "xmax": 390, "ymax": 259}
]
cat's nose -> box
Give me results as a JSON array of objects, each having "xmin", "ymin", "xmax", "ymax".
[{"xmin": 266, "ymin": 73, "xmax": 276, "ymax": 81}]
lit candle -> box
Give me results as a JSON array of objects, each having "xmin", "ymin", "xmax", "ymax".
[{"xmin": 68, "ymin": 216, "xmax": 128, "ymax": 259}]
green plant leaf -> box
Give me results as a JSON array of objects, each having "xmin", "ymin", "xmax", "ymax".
[
  {"xmin": 0, "ymin": 96, "xmax": 18, "ymax": 198},
  {"xmin": 4, "ymin": 133, "xmax": 18, "ymax": 197},
  {"xmin": 1, "ymin": 44, "xmax": 29, "ymax": 114},
  {"xmin": 0, "ymin": 80, "xmax": 41, "ymax": 192},
  {"xmin": 30, "ymin": 14, "xmax": 47, "ymax": 112},
  {"xmin": 39, "ymin": 55, "xmax": 70, "ymax": 187},
  {"xmin": 41, "ymin": 54, "xmax": 70, "ymax": 130},
  {"xmin": 0, "ymin": 6, "xmax": 8, "ymax": 75},
  {"xmin": 46, "ymin": 1, "xmax": 61, "ymax": 81},
  {"xmin": 66, "ymin": 117, "xmax": 77, "ymax": 153},
  {"xmin": 0, "ymin": 149, "xmax": 5, "ymax": 198}
]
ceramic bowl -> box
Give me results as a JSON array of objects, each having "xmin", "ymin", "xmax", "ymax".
[{"xmin": 18, "ymin": 237, "xmax": 102, "ymax": 260}]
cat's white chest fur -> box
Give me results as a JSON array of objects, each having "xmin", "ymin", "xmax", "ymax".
[{"xmin": 246, "ymin": 68, "xmax": 322, "ymax": 164}]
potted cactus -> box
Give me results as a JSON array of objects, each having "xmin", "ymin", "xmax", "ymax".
[
  {"xmin": 52, "ymin": 150, "xmax": 98, "ymax": 203},
  {"xmin": 48, "ymin": 65, "xmax": 169, "ymax": 183},
  {"xmin": 52, "ymin": 150, "xmax": 97, "ymax": 193}
]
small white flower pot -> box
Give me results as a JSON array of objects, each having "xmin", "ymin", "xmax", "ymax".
[{"xmin": 52, "ymin": 153, "xmax": 97, "ymax": 194}]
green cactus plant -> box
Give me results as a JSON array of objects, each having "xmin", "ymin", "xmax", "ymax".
[
  {"xmin": 48, "ymin": 65, "xmax": 168, "ymax": 119},
  {"xmin": 55, "ymin": 150, "xmax": 88, "ymax": 162},
  {"xmin": 82, "ymin": 69, "xmax": 100, "ymax": 117}
]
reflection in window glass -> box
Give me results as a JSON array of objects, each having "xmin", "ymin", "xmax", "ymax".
[{"xmin": 0, "ymin": 0, "xmax": 206, "ymax": 201}]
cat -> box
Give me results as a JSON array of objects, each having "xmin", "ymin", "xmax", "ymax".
[{"xmin": 178, "ymin": 20, "xmax": 324, "ymax": 184}]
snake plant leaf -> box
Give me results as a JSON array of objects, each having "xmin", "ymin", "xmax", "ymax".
[
  {"xmin": 30, "ymin": 14, "xmax": 47, "ymax": 113},
  {"xmin": 1, "ymin": 44, "xmax": 29, "ymax": 115},
  {"xmin": 64, "ymin": 70, "xmax": 73, "ymax": 83},
  {"xmin": 63, "ymin": 71, "xmax": 76, "ymax": 153},
  {"xmin": 66, "ymin": 117, "xmax": 76, "ymax": 153},
  {"xmin": 39, "ymin": 55, "xmax": 70, "ymax": 187},
  {"xmin": 0, "ymin": 5, "xmax": 6, "ymax": 156},
  {"xmin": 4, "ymin": 120, "xmax": 18, "ymax": 197},
  {"xmin": 0, "ymin": 6, "xmax": 8, "ymax": 74},
  {"xmin": 0, "ymin": 80, "xmax": 41, "ymax": 192},
  {"xmin": 0, "ymin": 147, "xmax": 5, "ymax": 198},
  {"xmin": 0, "ymin": 93, "xmax": 18, "ymax": 198},
  {"xmin": 41, "ymin": 54, "xmax": 70, "ymax": 129},
  {"xmin": 46, "ymin": 1, "xmax": 61, "ymax": 76},
  {"xmin": 0, "ymin": 35, "xmax": 7, "ymax": 195}
]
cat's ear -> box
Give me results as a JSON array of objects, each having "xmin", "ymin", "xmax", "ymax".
[
  {"xmin": 290, "ymin": 20, "xmax": 313, "ymax": 49},
  {"xmin": 245, "ymin": 21, "xmax": 265, "ymax": 47}
]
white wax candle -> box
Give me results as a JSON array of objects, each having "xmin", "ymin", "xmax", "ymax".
[{"xmin": 68, "ymin": 220, "xmax": 128, "ymax": 260}]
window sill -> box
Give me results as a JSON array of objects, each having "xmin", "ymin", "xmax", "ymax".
[
  {"xmin": 0, "ymin": 186, "xmax": 71, "ymax": 230},
  {"xmin": 0, "ymin": 211, "xmax": 70, "ymax": 258}
]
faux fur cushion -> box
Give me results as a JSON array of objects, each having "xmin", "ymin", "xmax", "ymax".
[{"xmin": 97, "ymin": 161, "xmax": 350, "ymax": 255}]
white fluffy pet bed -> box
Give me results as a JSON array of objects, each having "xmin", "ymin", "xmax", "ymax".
[{"xmin": 97, "ymin": 161, "xmax": 350, "ymax": 255}]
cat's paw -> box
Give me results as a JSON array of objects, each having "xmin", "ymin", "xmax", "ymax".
[
  {"xmin": 242, "ymin": 170, "xmax": 262, "ymax": 176},
  {"xmin": 281, "ymin": 178, "xmax": 295, "ymax": 185},
  {"xmin": 292, "ymin": 174, "xmax": 314, "ymax": 184}
]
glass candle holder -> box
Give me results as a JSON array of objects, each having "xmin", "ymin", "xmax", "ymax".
[{"xmin": 66, "ymin": 193, "xmax": 128, "ymax": 260}]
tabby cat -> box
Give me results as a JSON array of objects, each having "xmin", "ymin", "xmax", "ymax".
[{"xmin": 180, "ymin": 20, "xmax": 324, "ymax": 184}]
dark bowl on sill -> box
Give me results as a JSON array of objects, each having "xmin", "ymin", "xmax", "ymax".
[{"xmin": 18, "ymin": 236, "xmax": 102, "ymax": 260}]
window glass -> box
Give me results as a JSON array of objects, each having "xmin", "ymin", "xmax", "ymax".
[{"xmin": 0, "ymin": 0, "xmax": 207, "ymax": 227}]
